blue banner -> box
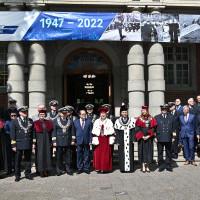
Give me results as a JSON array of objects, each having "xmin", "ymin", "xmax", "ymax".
[{"xmin": 0, "ymin": 12, "xmax": 200, "ymax": 43}]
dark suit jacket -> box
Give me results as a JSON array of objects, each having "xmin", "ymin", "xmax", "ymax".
[
  {"xmin": 72, "ymin": 119, "xmax": 92, "ymax": 145},
  {"xmin": 168, "ymin": 111, "xmax": 181, "ymax": 134},
  {"xmin": 193, "ymin": 103, "xmax": 200, "ymax": 115},
  {"xmin": 175, "ymin": 105, "xmax": 183, "ymax": 114},
  {"xmin": 195, "ymin": 114, "xmax": 200, "ymax": 135},
  {"xmin": 179, "ymin": 113, "xmax": 196, "ymax": 138}
]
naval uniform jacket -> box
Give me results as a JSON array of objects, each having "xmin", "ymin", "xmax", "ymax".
[
  {"xmin": 47, "ymin": 111, "xmax": 59, "ymax": 121},
  {"xmin": 154, "ymin": 114, "xmax": 176, "ymax": 143},
  {"xmin": 10, "ymin": 117, "xmax": 34, "ymax": 150},
  {"xmin": 86, "ymin": 113, "xmax": 97, "ymax": 124},
  {"xmin": 52, "ymin": 116, "xmax": 74, "ymax": 147},
  {"xmin": 168, "ymin": 111, "xmax": 181, "ymax": 134}
]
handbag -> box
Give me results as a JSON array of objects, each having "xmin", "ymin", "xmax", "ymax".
[
  {"xmin": 92, "ymin": 137, "xmax": 99, "ymax": 145},
  {"xmin": 109, "ymin": 136, "xmax": 115, "ymax": 145}
]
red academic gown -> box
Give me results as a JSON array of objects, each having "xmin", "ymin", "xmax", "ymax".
[{"xmin": 93, "ymin": 124, "xmax": 112, "ymax": 172}]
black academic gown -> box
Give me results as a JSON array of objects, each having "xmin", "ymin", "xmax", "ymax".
[
  {"xmin": 0, "ymin": 126, "xmax": 7, "ymax": 171},
  {"xmin": 135, "ymin": 117, "xmax": 156, "ymax": 164},
  {"xmin": 33, "ymin": 120, "xmax": 52, "ymax": 172},
  {"xmin": 115, "ymin": 117, "xmax": 136, "ymax": 172}
]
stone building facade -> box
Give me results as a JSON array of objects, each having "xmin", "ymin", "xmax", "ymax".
[{"xmin": 0, "ymin": 0, "xmax": 200, "ymax": 117}]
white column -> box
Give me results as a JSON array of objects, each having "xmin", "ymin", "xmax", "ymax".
[
  {"xmin": 128, "ymin": 44, "xmax": 145, "ymax": 118},
  {"xmin": 6, "ymin": 4, "xmax": 25, "ymax": 108},
  {"xmin": 148, "ymin": 43, "xmax": 165, "ymax": 116},
  {"xmin": 28, "ymin": 43, "xmax": 46, "ymax": 117},
  {"xmin": 147, "ymin": 8, "xmax": 165, "ymax": 116},
  {"xmin": 7, "ymin": 43, "xmax": 25, "ymax": 108}
]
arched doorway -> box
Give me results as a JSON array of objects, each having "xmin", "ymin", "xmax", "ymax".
[{"xmin": 63, "ymin": 48, "xmax": 113, "ymax": 111}]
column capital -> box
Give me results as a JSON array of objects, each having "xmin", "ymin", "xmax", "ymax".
[
  {"xmin": 127, "ymin": 6, "xmax": 145, "ymax": 13},
  {"xmin": 4, "ymin": 3, "xmax": 24, "ymax": 11},
  {"xmin": 147, "ymin": 6, "xmax": 166, "ymax": 14}
]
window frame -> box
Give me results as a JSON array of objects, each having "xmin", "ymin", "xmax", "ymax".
[
  {"xmin": 164, "ymin": 44, "xmax": 196, "ymax": 91},
  {"xmin": 0, "ymin": 45, "xmax": 7, "ymax": 89}
]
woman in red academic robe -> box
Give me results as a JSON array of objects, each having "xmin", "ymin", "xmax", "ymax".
[
  {"xmin": 135, "ymin": 106, "xmax": 157, "ymax": 173},
  {"xmin": 33, "ymin": 109, "xmax": 53, "ymax": 177},
  {"xmin": 92, "ymin": 108, "xmax": 115, "ymax": 173}
]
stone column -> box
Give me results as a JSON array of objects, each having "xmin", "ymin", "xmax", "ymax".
[
  {"xmin": 127, "ymin": 7, "xmax": 145, "ymax": 118},
  {"xmin": 147, "ymin": 7, "xmax": 165, "ymax": 116},
  {"xmin": 128, "ymin": 44, "xmax": 145, "ymax": 118},
  {"xmin": 6, "ymin": 4, "xmax": 25, "ymax": 108},
  {"xmin": 148, "ymin": 44, "xmax": 165, "ymax": 116},
  {"xmin": 7, "ymin": 43, "xmax": 25, "ymax": 108},
  {"xmin": 28, "ymin": 43, "xmax": 46, "ymax": 117}
]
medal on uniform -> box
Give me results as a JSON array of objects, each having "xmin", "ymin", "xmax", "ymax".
[
  {"xmin": 17, "ymin": 118, "xmax": 32, "ymax": 133},
  {"xmin": 57, "ymin": 117, "xmax": 71, "ymax": 133}
]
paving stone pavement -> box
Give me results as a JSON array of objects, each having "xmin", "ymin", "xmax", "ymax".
[{"xmin": 1, "ymin": 158, "xmax": 200, "ymax": 200}]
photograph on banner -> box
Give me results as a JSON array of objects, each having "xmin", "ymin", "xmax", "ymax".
[
  {"xmin": 100, "ymin": 13, "xmax": 141, "ymax": 41},
  {"xmin": 179, "ymin": 14, "xmax": 200, "ymax": 43},
  {"xmin": 141, "ymin": 13, "xmax": 180, "ymax": 43}
]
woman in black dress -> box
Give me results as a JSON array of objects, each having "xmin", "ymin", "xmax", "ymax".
[
  {"xmin": 33, "ymin": 109, "xmax": 53, "ymax": 177},
  {"xmin": 135, "ymin": 106, "xmax": 157, "ymax": 173}
]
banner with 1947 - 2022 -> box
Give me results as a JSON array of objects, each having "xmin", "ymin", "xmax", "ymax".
[{"xmin": 0, "ymin": 11, "xmax": 199, "ymax": 43}]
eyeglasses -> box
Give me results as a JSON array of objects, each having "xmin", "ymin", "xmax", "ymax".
[{"xmin": 11, "ymin": 115, "xmax": 17, "ymax": 117}]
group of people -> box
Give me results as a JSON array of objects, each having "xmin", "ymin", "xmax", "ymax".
[{"xmin": 1, "ymin": 95, "xmax": 200, "ymax": 182}]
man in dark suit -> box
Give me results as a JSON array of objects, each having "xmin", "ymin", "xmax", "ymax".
[
  {"xmin": 72, "ymin": 110, "xmax": 93, "ymax": 174},
  {"xmin": 179, "ymin": 106, "xmax": 197, "ymax": 166},
  {"xmin": 188, "ymin": 98, "xmax": 196, "ymax": 115},
  {"xmin": 193, "ymin": 95, "xmax": 200, "ymax": 115},
  {"xmin": 66, "ymin": 105, "xmax": 78, "ymax": 170},
  {"xmin": 154, "ymin": 104, "xmax": 176, "ymax": 172},
  {"xmin": 10, "ymin": 106, "xmax": 34, "ymax": 182},
  {"xmin": 175, "ymin": 99, "xmax": 183, "ymax": 114},
  {"xmin": 52, "ymin": 107, "xmax": 74, "ymax": 176},
  {"xmin": 168, "ymin": 102, "xmax": 181, "ymax": 159}
]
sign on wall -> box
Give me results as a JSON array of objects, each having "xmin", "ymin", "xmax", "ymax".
[{"xmin": 0, "ymin": 11, "xmax": 200, "ymax": 43}]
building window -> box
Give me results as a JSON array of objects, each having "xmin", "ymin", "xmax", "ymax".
[
  {"xmin": 0, "ymin": 47, "xmax": 7, "ymax": 87},
  {"xmin": 164, "ymin": 46, "xmax": 190, "ymax": 86}
]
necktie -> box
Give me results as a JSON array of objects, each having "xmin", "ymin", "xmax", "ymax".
[
  {"xmin": 184, "ymin": 115, "xmax": 188, "ymax": 123},
  {"xmin": 81, "ymin": 120, "xmax": 85, "ymax": 130}
]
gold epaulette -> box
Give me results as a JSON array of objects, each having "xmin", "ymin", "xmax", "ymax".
[
  {"xmin": 33, "ymin": 139, "xmax": 36, "ymax": 143},
  {"xmin": 11, "ymin": 140, "xmax": 16, "ymax": 144},
  {"xmin": 72, "ymin": 136, "xmax": 76, "ymax": 139},
  {"xmin": 173, "ymin": 132, "xmax": 176, "ymax": 136},
  {"xmin": 52, "ymin": 137, "xmax": 56, "ymax": 141}
]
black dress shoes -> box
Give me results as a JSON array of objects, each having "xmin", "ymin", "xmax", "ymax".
[
  {"xmin": 166, "ymin": 168, "xmax": 173, "ymax": 172},
  {"xmin": 66, "ymin": 170, "xmax": 73, "ymax": 176},
  {"xmin": 77, "ymin": 170, "xmax": 82, "ymax": 174},
  {"xmin": 25, "ymin": 175, "xmax": 33, "ymax": 180},
  {"xmin": 158, "ymin": 168, "xmax": 164, "ymax": 172},
  {"xmin": 15, "ymin": 177, "xmax": 20, "ymax": 182},
  {"xmin": 57, "ymin": 172, "xmax": 62, "ymax": 176},
  {"xmin": 84, "ymin": 170, "xmax": 90, "ymax": 174}
]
